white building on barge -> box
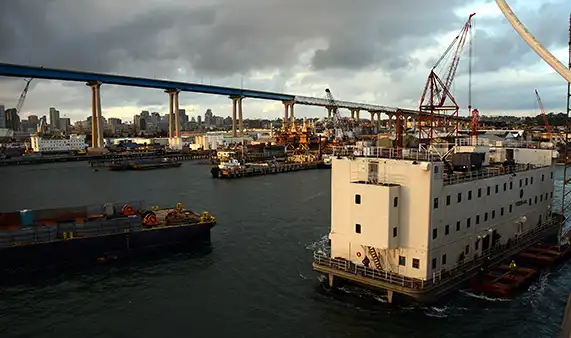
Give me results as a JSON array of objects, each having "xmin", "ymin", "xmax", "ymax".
[{"xmin": 313, "ymin": 139, "xmax": 559, "ymax": 303}]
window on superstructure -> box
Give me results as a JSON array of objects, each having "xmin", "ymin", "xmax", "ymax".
[
  {"xmin": 467, "ymin": 218, "xmax": 471, "ymax": 228},
  {"xmin": 446, "ymin": 195, "xmax": 451, "ymax": 206},
  {"xmin": 457, "ymin": 193, "xmax": 462, "ymax": 203},
  {"xmin": 432, "ymin": 228, "xmax": 438, "ymax": 239},
  {"xmin": 529, "ymin": 198, "xmax": 531, "ymax": 205},
  {"xmin": 525, "ymin": 178, "xmax": 528, "ymax": 186},
  {"xmin": 551, "ymin": 192, "xmax": 553, "ymax": 199},
  {"xmin": 492, "ymin": 210, "xmax": 496, "ymax": 219},
  {"xmin": 442, "ymin": 254, "xmax": 447, "ymax": 265},
  {"xmin": 509, "ymin": 204, "xmax": 513, "ymax": 213},
  {"xmin": 475, "ymin": 240, "xmax": 479, "ymax": 250},
  {"xmin": 541, "ymin": 195, "xmax": 543, "ymax": 202},
  {"xmin": 445, "ymin": 225, "xmax": 450, "ymax": 235},
  {"xmin": 546, "ymin": 193, "xmax": 548, "ymax": 200},
  {"xmin": 355, "ymin": 224, "xmax": 361, "ymax": 234},
  {"xmin": 478, "ymin": 188, "xmax": 482, "ymax": 198},
  {"xmin": 531, "ymin": 177, "xmax": 534, "ymax": 185},
  {"xmin": 495, "ymin": 185, "xmax": 499, "ymax": 194},
  {"xmin": 468, "ymin": 190, "xmax": 472, "ymax": 200},
  {"xmin": 393, "ymin": 197, "xmax": 398, "ymax": 207},
  {"xmin": 412, "ymin": 259, "xmax": 420, "ymax": 269},
  {"xmin": 501, "ymin": 207, "xmax": 504, "ymax": 216},
  {"xmin": 432, "ymin": 258, "xmax": 437, "ymax": 270},
  {"xmin": 393, "ymin": 227, "xmax": 397, "ymax": 238},
  {"xmin": 476, "ymin": 215, "xmax": 480, "ymax": 224},
  {"xmin": 355, "ymin": 194, "xmax": 361, "ymax": 204},
  {"xmin": 434, "ymin": 198, "xmax": 439, "ymax": 209},
  {"xmin": 510, "ymin": 181, "xmax": 513, "ymax": 190},
  {"xmin": 399, "ymin": 256, "xmax": 406, "ymax": 266},
  {"xmin": 465, "ymin": 245, "xmax": 470, "ymax": 254},
  {"xmin": 542, "ymin": 174, "xmax": 545, "ymax": 181},
  {"xmin": 503, "ymin": 183, "xmax": 507, "ymax": 191},
  {"xmin": 484, "ymin": 213, "xmax": 488, "ymax": 222},
  {"xmin": 551, "ymin": 172, "xmax": 554, "ymax": 179},
  {"xmin": 535, "ymin": 196, "xmax": 538, "ymax": 204},
  {"xmin": 487, "ymin": 186, "xmax": 490, "ymax": 195},
  {"xmin": 456, "ymin": 221, "xmax": 460, "ymax": 231},
  {"xmin": 520, "ymin": 179, "xmax": 522, "ymax": 187}
]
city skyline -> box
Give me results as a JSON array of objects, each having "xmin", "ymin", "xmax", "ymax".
[{"xmin": 0, "ymin": 1, "xmax": 569, "ymax": 122}]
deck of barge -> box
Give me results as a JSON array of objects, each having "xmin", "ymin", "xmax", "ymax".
[{"xmin": 313, "ymin": 219, "xmax": 558, "ymax": 303}]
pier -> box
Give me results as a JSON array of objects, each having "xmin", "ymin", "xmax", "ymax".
[
  {"xmin": 211, "ymin": 161, "xmax": 325, "ymax": 179},
  {"xmin": 0, "ymin": 151, "xmax": 214, "ymax": 167},
  {"xmin": 313, "ymin": 219, "xmax": 558, "ymax": 303}
]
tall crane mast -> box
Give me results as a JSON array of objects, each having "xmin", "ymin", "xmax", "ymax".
[
  {"xmin": 325, "ymin": 88, "xmax": 353, "ymax": 143},
  {"xmin": 534, "ymin": 89, "xmax": 553, "ymax": 143},
  {"xmin": 418, "ymin": 13, "xmax": 475, "ymax": 147}
]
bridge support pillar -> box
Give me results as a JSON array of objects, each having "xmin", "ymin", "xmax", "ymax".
[
  {"xmin": 327, "ymin": 107, "xmax": 333, "ymax": 122},
  {"xmin": 387, "ymin": 113, "xmax": 393, "ymax": 131},
  {"xmin": 282, "ymin": 100, "xmax": 295, "ymax": 130},
  {"xmin": 87, "ymin": 81, "xmax": 103, "ymax": 151},
  {"xmin": 376, "ymin": 112, "xmax": 381, "ymax": 132},
  {"xmin": 230, "ymin": 96, "xmax": 243, "ymax": 137},
  {"xmin": 166, "ymin": 89, "xmax": 181, "ymax": 148}
]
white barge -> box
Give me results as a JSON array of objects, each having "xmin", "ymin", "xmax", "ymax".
[{"xmin": 313, "ymin": 139, "xmax": 560, "ymax": 303}]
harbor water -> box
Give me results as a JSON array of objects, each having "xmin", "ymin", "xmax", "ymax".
[{"xmin": 0, "ymin": 162, "xmax": 569, "ymax": 338}]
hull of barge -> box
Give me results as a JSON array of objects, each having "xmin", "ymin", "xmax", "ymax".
[{"xmin": 0, "ymin": 221, "xmax": 214, "ymax": 275}]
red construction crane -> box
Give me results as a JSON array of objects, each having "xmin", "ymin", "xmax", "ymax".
[
  {"xmin": 418, "ymin": 13, "xmax": 475, "ymax": 146},
  {"xmin": 535, "ymin": 89, "xmax": 553, "ymax": 142}
]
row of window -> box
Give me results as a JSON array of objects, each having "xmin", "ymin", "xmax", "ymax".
[
  {"xmin": 436, "ymin": 172, "xmax": 554, "ymax": 209},
  {"xmin": 355, "ymin": 223, "xmax": 398, "ymax": 238},
  {"xmin": 355, "ymin": 194, "xmax": 399, "ymax": 207},
  {"xmin": 433, "ymin": 192, "xmax": 553, "ymax": 240},
  {"xmin": 436, "ymin": 188, "xmax": 553, "ymax": 210},
  {"xmin": 399, "ymin": 256, "xmax": 420, "ymax": 269}
]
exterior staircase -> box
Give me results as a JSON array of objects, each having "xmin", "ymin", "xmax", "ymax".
[{"xmin": 367, "ymin": 246, "xmax": 383, "ymax": 270}]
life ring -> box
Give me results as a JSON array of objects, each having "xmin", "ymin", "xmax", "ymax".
[
  {"xmin": 121, "ymin": 204, "xmax": 135, "ymax": 216},
  {"xmin": 142, "ymin": 212, "xmax": 158, "ymax": 227},
  {"xmin": 356, "ymin": 252, "xmax": 362, "ymax": 257}
]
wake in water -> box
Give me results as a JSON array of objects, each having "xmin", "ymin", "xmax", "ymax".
[{"xmin": 305, "ymin": 234, "xmax": 330, "ymax": 256}]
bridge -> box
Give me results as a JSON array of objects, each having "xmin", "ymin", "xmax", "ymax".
[{"xmin": 0, "ymin": 62, "xmax": 464, "ymax": 151}]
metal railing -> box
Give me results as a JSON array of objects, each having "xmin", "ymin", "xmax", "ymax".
[
  {"xmin": 456, "ymin": 137, "xmax": 555, "ymax": 149},
  {"xmin": 442, "ymin": 163, "xmax": 548, "ymax": 185},
  {"xmin": 313, "ymin": 218, "xmax": 557, "ymax": 290},
  {"xmin": 332, "ymin": 146, "xmax": 440, "ymax": 162}
]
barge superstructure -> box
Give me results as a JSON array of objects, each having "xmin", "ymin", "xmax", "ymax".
[{"xmin": 313, "ymin": 139, "xmax": 560, "ymax": 303}]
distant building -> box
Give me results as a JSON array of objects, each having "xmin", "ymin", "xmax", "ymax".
[
  {"xmin": 49, "ymin": 107, "xmax": 60, "ymax": 128},
  {"xmin": 59, "ymin": 117, "xmax": 71, "ymax": 135},
  {"xmin": 0, "ymin": 105, "xmax": 5, "ymax": 129},
  {"xmin": 205, "ymin": 109, "xmax": 213, "ymax": 126},
  {"xmin": 5, "ymin": 108, "xmax": 20, "ymax": 131},
  {"xmin": 30, "ymin": 134, "xmax": 87, "ymax": 153}
]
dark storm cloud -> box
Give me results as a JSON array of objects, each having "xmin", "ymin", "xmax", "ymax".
[{"xmin": 0, "ymin": 0, "xmax": 468, "ymax": 78}]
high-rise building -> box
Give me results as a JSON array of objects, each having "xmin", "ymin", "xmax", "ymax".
[
  {"xmin": 0, "ymin": 105, "xmax": 5, "ymax": 129},
  {"xmin": 5, "ymin": 108, "xmax": 20, "ymax": 131},
  {"xmin": 49, "ymin": 107, "xmax": 60, "ymax": 128},
  {"xmin": 205, "ymin": 109, "xmax": 213, "ymax": 126},
  {"xmin": 59, "ymin": 118, "xmax": 71, "ymax": 135}
]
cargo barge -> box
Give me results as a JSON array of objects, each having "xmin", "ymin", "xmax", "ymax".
[
  {"xmin": 210, "ymin": 160, "xmax": 324, "ymax": 179},
  {"xmin": 108, "ymin": 158, "xmax": 182, "ymax": 171},
  {"xmin": 313, "ymin": 140, "xmax": 560, "ymax": 304},
  {"xmin": 0, "ymin": 201, "xmax": 215, "ymax": 275}
]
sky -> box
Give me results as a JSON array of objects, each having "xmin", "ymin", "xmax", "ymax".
[{"xmin": 0, "ymin": 0, "xmax": 569, "ymax": 123}]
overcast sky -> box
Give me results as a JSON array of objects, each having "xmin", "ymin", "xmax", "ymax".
[{"xmin": 0, "ymin": 0, "xmax": 569, "ymax": 122}]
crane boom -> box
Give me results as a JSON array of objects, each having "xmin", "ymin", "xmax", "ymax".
[
  {"xmin": 496, "ymin": 0, "xmax": 571, "ymax": 83},
  {"xmin": 535, "ymin": 89, "xmax": 553, "ymax": 142},
  {"xmin": 16, "ymin": 79, "xmax": 32, "ymax": 116}
]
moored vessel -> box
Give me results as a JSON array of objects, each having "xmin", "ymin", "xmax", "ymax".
[
  {"xmin": 312, "ymin": 139, "xmax": 560, "ymax": 303},
  {"xmin": 0, "ymin": 201, "xmax": 215, "ymax": 275}
]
